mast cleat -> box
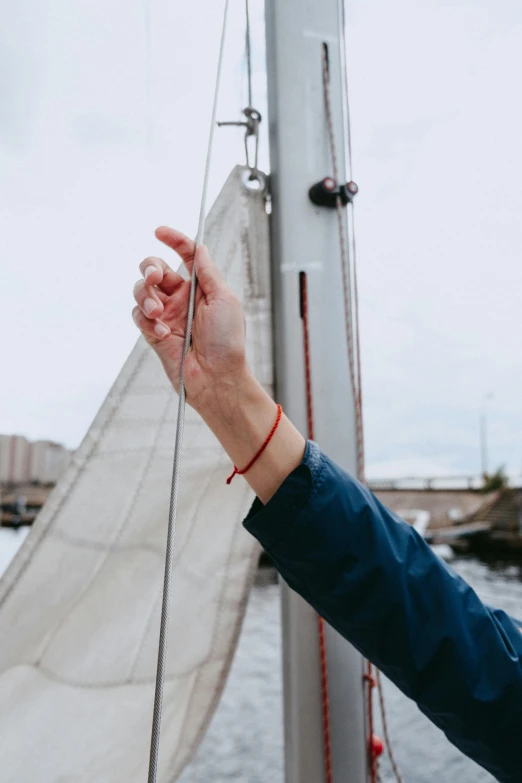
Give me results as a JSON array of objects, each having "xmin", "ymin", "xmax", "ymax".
[{"xmin": 309, "ymin": 177, "xmax": 358, "ymax": 208}]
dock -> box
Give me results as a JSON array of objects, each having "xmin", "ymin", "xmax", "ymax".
[
  {"xmin": 424, "ymin": 521, "xmax": 492, "ymax": 542},
  {"xmin": 0, "ymin": 485, "xmax": 53, "ymax": 528}
]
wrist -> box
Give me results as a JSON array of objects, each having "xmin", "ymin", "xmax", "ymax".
[
  {"xmin": 193, "ymin": 368, "xmax": 306, "ymax": 504},
  {"xmin": 191, "ymin": 365, "xmax": 262, "ymax": 424}
]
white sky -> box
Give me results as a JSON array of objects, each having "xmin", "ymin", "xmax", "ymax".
[{"xmin": 1, "ymin": 0, "xmax": 521, "ymax": 481}]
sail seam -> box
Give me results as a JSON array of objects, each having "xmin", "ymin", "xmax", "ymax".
[
  {"xmin": 30, "ymin": 657, "xmax": 228, "ymax": 689},
  {"xmin": 128, "ymin": 463, "xmax": 221, "ymax": 680},
  {"xmin": 165, "ymin": 485, "xmax": 258, "ymax": 781},
  {"xmin": 34, "ymin": 389, "xmax": 175, "ymax": 668},
  {"xmin": 0, "ymin": 341, "xmax": 151, "ymax": 609}
]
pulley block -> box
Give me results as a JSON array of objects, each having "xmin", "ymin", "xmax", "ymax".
[{"xmin": 309, "ymin": 177, "xmax": 358, "ymax": 208}]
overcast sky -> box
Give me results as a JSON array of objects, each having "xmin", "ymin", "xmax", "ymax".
[{"xmin": 1, "ymin": 0, "xmax": 521, "ymax": 480}]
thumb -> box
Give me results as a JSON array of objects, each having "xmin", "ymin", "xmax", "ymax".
[{"xmin": 194, "ymin": 244, "xmax": 225, "ymax": 297}]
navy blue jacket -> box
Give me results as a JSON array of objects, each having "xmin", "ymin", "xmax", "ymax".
[{"xmin": 243, "ymin": 441, "xmax": 522, "ymax": 783}]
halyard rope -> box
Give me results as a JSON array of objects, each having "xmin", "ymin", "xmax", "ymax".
[
  {"xmin": 320, "ymin": 43, "xmax": 362, "ymax": 479},
  {"xmin": 321, "ymin": 38, "xmax": 403, "ymax": 783},
  {"xmin": 147, "ymin": 1, "xmax": 231, "ymax": 780},
  {"xmin": 364, "ymin": 666, "xmax": 378, "ymax": 782}
]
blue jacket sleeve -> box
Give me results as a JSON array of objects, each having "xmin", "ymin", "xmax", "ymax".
[{"xmin": 243, "ymin": 441, "xmax": 522, "ymax": 783}]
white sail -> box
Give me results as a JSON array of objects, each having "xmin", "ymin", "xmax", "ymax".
[{"xmin": 0, "ymin": 167, "xmax": 273, "ymax": 783}]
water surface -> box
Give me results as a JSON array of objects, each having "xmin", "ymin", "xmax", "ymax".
[{"xmin": 182, "ymin": 556, "xmax": 522, "ymax": 783}]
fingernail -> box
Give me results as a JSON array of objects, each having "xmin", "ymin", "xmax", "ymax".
[
  {"xmin": 144, "ymin": 265, "xmax": 156, "ymax": 280},
  {"xmin": 154, "ymin": 322, "xmax": 170, "ymax": 339},
  {"xmin": 144, "ymin": 298, "xmax": 157, "ymax": 316}
]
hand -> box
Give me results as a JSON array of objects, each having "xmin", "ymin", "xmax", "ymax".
[
  {"xmin": 132, "ymin": 226, "xmax": 248, "ymax": 410},
  {"xmin": 133, "ymin": 226, "xmax": 305, "ymax": 502}
]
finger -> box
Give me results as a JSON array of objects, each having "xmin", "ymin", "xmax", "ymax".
[
  {"xmin": 156, "ymin": 227, "xmax": 225, "ymax": 296},
  {"xmin": 155, "ymin": 227, "xmax": 197, "ymax": 274},
  {"xmin": 132, "ymin": 306, "xmax": 171, "ymax": 341},
  {"xmin": 139, "ymin": 255, "xmax": 185, "ymax": 297},
  {"xmin": 193, "ymin": 244, "xmax": 225, "ymax": 297},
  {"xmin": 133, "ymin": 279, "xmax": 165, "ymax": 319}
]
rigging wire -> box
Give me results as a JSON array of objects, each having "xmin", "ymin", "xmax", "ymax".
[
  {"xmin": 339, "ymin": 0, "xmax": 353, "ymax": 182},
  {"xmin": 245, "ymin": 0, "xmax": 253, "ymax": 108},
  {"xmin": 147, "ymin": 1, "xmax": 231, "ymax": 781},
  {"xmin": 217, "ymin": 0, "xmax": 260, "ymax": 176},
  {"xmin": 320, "ymin": 44, "xmax": 360, "ymax": 468}
]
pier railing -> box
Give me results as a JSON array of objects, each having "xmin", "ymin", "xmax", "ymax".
[{"xmin": 368, "ymin": 475, "xmax": 522, "ymax": 492}]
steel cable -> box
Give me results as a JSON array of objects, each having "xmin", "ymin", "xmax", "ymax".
[
  {"xmin": 147, "ymin": 1, "xmax": 231, "ymax": 780},
  {"xmin": 245, "ymin": 0, "xmax": 253, "ymax": 108}
]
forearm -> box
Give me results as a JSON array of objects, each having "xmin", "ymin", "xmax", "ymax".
[
  {"xmin": 243, "ymin": 442, "xmax": 522, "ymax": 782},
  {"xmin": 193, "ymin": 369, "xmax": 305, "ymax": 504}
]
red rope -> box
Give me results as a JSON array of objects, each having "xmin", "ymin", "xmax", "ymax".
[
  {"xmin": 300, "ymin": 271, "xmax": 333, "ymax": 783},
  {"xmin": 300, "ymin": 272, "xmax": 315, "ymax": 443},
  {"xmin": 226, "ymin": 404, "xmax": 282, "ymax": 484},
  {"xmin": 318, "ymin": 616, "xmax": 334, "ymax": 783},
  {"xmin": 365, "ymin": 662, "xmax": 378, "ymax": 781}
]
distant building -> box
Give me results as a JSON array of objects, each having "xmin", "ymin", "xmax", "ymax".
[
  {"xmin": 0, "ymin": 435, "xmax": 31, "ymax": 484},
  {"xmin": 0, "ymin": 435, "xmax": 71, "ymax": 485},
  {"xmin": 29, "ymin": 440, "xmax": 71, "ymax": 484}
]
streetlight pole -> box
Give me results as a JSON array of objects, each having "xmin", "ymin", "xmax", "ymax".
[
  {"xmin": 480, "ymin": 412, "xmax": 488, "ymax": 478},
  {"xmin": 480, "ymin": 393, "xmax": 494, "ymax": 479}
]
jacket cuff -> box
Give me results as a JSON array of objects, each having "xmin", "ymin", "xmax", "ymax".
[{"xmin": 242, "ymin": 440, "xmax": 321, "ymax": 551}]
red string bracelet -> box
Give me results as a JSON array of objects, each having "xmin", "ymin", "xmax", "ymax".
[{"xmin": 226, "ymin": 404, "xmax": 283, "ymax": 485}]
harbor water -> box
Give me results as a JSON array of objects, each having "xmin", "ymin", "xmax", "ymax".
[
  {"xmin": 181, "ymin": 556, "xmax": 522, "ymax": 783},
  {"xmin": 1, "ymin": 528, "xmax": 519, "ymax": 782}
]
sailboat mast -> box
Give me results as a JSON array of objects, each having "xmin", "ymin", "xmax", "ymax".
[{"xmin": 264, "ymin": 1, "xmax": 369, "ymax": 782}]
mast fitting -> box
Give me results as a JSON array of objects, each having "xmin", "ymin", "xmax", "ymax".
[
  {"xmin": 218, "ymin": 106, "xmax": 262, "ymax": 176},
  {"xmin": 309, "ymin": 177, "xmax": 358, "ymax": 208}
]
